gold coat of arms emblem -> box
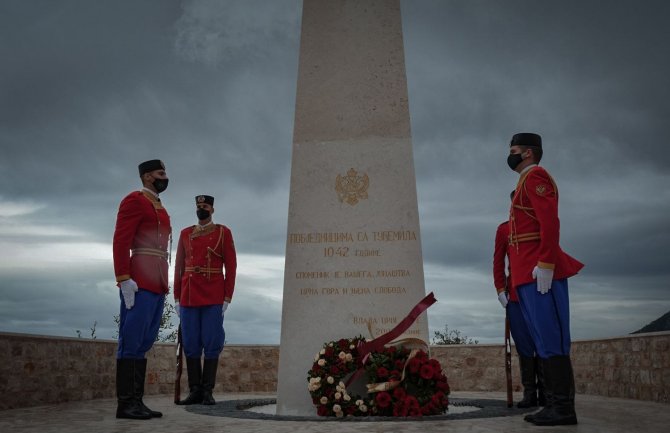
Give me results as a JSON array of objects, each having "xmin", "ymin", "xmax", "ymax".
[{"xmin": 335, "ymin": 168, "xmax": 369, "ymax": 206}]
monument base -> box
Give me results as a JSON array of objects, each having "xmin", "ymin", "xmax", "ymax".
[{"xmin": 184, "ymin": 398, "xmax": 535, "ymax": 421}]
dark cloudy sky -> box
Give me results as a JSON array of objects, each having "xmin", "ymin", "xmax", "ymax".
[{"xmin": 1, "ymin": 0, "xmax": 668, "ymax": 344}]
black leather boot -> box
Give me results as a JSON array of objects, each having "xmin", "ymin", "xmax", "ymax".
[
  {"xmin": 134, "ymin": 359, "xmax": 162, "ymax": 417},
  {"xmin": 536, "ymin": 356, "xmax": 547, "ymax": 406},
  {"xmin": 116, "ymin": 359, "xmax": 152, "ymax": 419},
  {"xmin": 201, "ymin": 358, "xmax": 219, "ymax": 405},
  {"xmin": 517, "ymin": 356, "xmax": 538, "ymax": 408},
  {"xmin": 530, "ymin": 356, "xmax": 578, "ymax": 426},
  {"xmin": 177, "ymin": 357, "xmax": 203, "ymax": 405},
  {"xmin": 524, "ymin": 357, "xmax": 553, "ymax": 423}
]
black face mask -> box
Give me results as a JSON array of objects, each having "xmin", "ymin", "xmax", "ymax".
[
  {"xmin": 507, "ymin": 153, "xmax": 523, "ymax": 171},
  {"xmin": 197, "ymin": 208, "xmax": 211, "ymax": 220},
  {"xmin": 152, "ymin": 177, "xmax": 169, "ymax": 193}
]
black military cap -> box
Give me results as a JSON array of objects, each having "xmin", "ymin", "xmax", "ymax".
[
  {"xmin": 510, "ymin": 133, "xmax": 542, "ymax": 148},
  {"xmin": 195, "ymin": 195, "xmax": 214, "ymax": 206},
  {"xmin": 138, "ymin": 159, "xmax": 165, "ymax": 176}
]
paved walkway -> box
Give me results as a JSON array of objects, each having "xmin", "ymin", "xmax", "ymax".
[{"xmin": 0, "ymin": 392, "xmax": 668, "ymax": 433}]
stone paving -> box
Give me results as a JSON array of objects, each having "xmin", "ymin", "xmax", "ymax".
[{"xmin": 1, "ymin": 392, "xmax": 668, "ymax": 433}]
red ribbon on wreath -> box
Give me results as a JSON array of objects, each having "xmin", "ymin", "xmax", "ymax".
[{"xmin": 345, "ymin": 291, "xmax": 437, "ymax": 387}]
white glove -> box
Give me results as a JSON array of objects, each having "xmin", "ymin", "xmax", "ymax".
[
  {"xmin": 119, "ymin": 279, "xmax": 138, "ymax": 309},
  {"xmin": 175, "ymin": 301, "xmax": 180, "ymax": 318},
  {"xmin": 497, "ymin": 291, "xmax": 508, "ymax": 308},
  {"xmin": 532, "ymin": 266, "xmax": 554, "ymax": 294},
  {"xmin": 222, "ymin": 301, "xmax": 229, "ymax": 316}
]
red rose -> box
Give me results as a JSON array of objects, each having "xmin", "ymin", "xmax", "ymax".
[
  {"xmin": 436, "ymin": 380, "xmax": 449, "ymax": 391},
  {"xmin": 405, "ymin": 395, "xmax": 420, "ymax": 409},
  {"xmin": 330, "ymin": 366, "xmax": 340, "ymax": 375},
  {"xmin": 393, "ymin": 386, "xmax": 406, "ymax": 400},
  {"xmin": 408, "ymin": 357, "xmax": 421, "ymax": 374},
  {"xmin": 377, "ymin": 367, "xmax": 389, "ymax": 378},
  {"xmin": 387, "ymin": 346, "xmax": 397, "ymax": 354},
  {"xmin": 420, "ymin": 364, "xmax": 434, "ymax": 380},
  {"xmin": 389, "ymin": 369, "xmax": 401, "ymax": 379},
  {"xmin": 394, "ymin": 402, "xmax": 409, "ymax": 417},
  {"xmin": 429, "ymin": 359, "xmax": 441, "ymax": 372},
  {"xmin": 415, "ymin": 350, "xmax": 427, "ymax": 360},
  {"xmin": 395, "ymin": 359, "xmax": 405, "ymax": 370},
  {"xmin": 338, "ymin": 339, "xmax": 349, "ymax": 349},
  {"xmin": 324, "ymin": 347, "xmax": 334, "ymax": 357},
  {"xmin": 317, "ymin": 405, "xmax": 329, "ymax": 416},
  {"xmin": 375, "ymin": 391, "xmax": 392, "ymax": 408},
  {"xmin": 409, "ymin": 408, "xmax": 422, "ymax": 417}
]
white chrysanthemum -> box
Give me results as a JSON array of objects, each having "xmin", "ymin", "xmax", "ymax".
[
  {"xmin": 343, "ymin": 394, "xmax": 351, "ymax": 401},
  {"xmin": 320, "ymin": 396, "xmax": 328, "ymax": 404},
  {"xmin": 360, "ymin": 404, "xmax": 368, "ymax": 412},
  {"xmin": 335, "ymin": 392, "xmax": 342, "ymax": 400},
  {"xmin": 317, "ymin": 358, "xmax": 326, "ymax": 367},
  {"xmin": 345, "ymin": 353, "xmax": 353, "ymax": 362},
  {"xmin": 327, "ymin": 376, "xmax": 335, "ymax": 384},
  {"xmin": 333, "ymin": 404, "xmax": 342, "ymax": 413},
  {"xmin": 355, "ymin": 399, "xmax": 363, "ymax": 406}
]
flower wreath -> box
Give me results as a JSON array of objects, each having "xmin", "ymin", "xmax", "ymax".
[{"xmin": 307, "ymin": 336, "xmax": 450, "ymax": 417}]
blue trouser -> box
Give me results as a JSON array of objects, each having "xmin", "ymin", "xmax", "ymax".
[
  {"xmin": 507, "ymin": 301, "xmax": 536, "ymax": 358},
  {"xmin": 517, "ymin": 278, "xmax": 571, "ymax": 358},
  {"xmin": 117, "ymin": 289, "xmax": 165, "ymax": 359},
  {"xmin": 180, "ymin": 304, "xmax": 225, "ymax": 359}
]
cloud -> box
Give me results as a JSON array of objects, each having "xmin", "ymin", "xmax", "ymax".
[
  {"xmin": 0, "ymin": 198, "xmax": 45, "ymax": 217},
  {"xmin": 1, "ymin": 0, "xmax": 669, "ymax": 345},
  {"xmin": 174, "ymin": 0, "xmax": 301, "ymax": 65}
]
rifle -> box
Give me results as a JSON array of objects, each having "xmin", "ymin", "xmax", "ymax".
[
  {"xmin": 174, "ymin": 325, "xmax": 183, "ymax": 404},
  {"xmin": 504, "ymin": 306, "xmax": 513, "ymax": 408}
]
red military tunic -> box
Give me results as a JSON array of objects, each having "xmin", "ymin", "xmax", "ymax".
[
  {"xmin": 508, "ymin": 165, "xmax": 583, "ymax": 289},
  {"xmin": 173, "ymin": 223, "xmax": 237, "ymax": 306},
  {"xmin": 493, "ymin": 221, "xmax": 518, "ymax": 302},
  {"xmin": 113, "ymin": 190, "xmax": 171, "ymax": 294}
]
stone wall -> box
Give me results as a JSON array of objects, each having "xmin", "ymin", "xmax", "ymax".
[
  {"xmin": 429, "ymin": 331, "xmax": 670, "ymax": 403},
  {"xmin": 0, "ymin": 333, "xmax": 278, "ymax": 410},
  {"xmin": 1, "ymin": 331, "xmax": 667, "ymax": 410}
]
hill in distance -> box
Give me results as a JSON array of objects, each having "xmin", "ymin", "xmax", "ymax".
[{"xmin": 632, "ymin": 310, "xmax": 670, "ymax": 334}]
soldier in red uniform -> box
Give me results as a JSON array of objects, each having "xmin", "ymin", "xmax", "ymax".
[
  {"xmin": 494, "ymin": 191, "xmax": 545, "ymax": 409},
  {"xmin": 174, "ymin": 195, "xmax": 237, "ymax": 405},
  {"xmin": 506, "ymin": 133, "xmax": 583, "ymax": 426},
  {"xmin": 113, "ymin": 159, "xmax": 171, "ymax": 420}
]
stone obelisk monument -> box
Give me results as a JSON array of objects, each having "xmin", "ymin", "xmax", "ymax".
[{"xmin": 276, "ymin": 0, "xmax": 428, "ymax": 415}]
